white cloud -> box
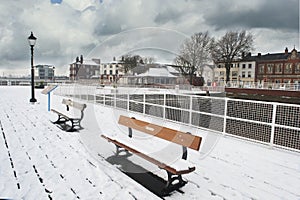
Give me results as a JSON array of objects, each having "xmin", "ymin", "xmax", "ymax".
[{"xmin": 0, "ymin": 0, "xmax": 299, "ymax": 76}]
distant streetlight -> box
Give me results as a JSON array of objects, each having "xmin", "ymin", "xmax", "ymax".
[{"xmin": 28, "ymin": 32, "xmax": 37, "ymax": 103}]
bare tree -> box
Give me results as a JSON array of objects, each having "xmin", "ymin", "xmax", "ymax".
[
  {"xmin": 143, "ymin": 56, "xmax": 156, "ymax": 64},
  {"xmin": 174, "ymin": 31, "xmax": 212, "ymax": 85},
  {"xmin": 121, "ymin": 54, "xmax": 143, "ymax": 73},
  {"xmin": 210, "ymin": 30, "xmax": 254, "ymax": 83}
]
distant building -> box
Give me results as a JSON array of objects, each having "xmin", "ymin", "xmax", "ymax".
[
  {"xmin": 213, "ymin": 47, "xmax": 300, "ymax": 87},
  {"xmin": 69, "ymin": 55, "xmax": 100, "ymax": 81},
  {"xmin": 255, "ymin": 47, "xmax": 300, "ymax": 85},
  {"xmin": 35, "ymin": 65, "xmax": 55, "ymax": 80},
  {"xmin": 120, "ymin": 64, "xmax": 184, "ymax": 85},
  {"xmin": 214, "ymin": 60, "xmax": 240, "ymax": 86},
  {"xmin": 99, "ymin": 57, "xmax": 124, "ymax": 83}
]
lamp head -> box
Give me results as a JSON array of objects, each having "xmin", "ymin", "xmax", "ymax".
[{"xmin": 28, "ymin": 32, "xmax": 37, "ymax": 47}]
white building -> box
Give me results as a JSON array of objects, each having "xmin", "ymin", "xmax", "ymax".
[
  {"xmin": 99, "ymin": 57, "xmax": 124, "ymax": 83},
  {"xmin": 35, "ymin": 65, "xmax": 55, "ymax": 80},
  {"xmin": 121, "ymin": 64, "xmax": 184, "ymax": 86}
]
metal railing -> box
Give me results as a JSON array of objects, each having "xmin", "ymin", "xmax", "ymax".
[{"xmin": 54, "ymin": 84, "xmax": 300, "ymax": 152}]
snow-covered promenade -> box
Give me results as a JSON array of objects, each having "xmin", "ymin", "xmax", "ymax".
[{"xmin": 0, "ymin": 86, "xmax": 300, "ymax": 200}]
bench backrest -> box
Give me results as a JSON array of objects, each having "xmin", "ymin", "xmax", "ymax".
[
  {"xmin": 62, "ymin": 99, "xmax": 86, "ymax": 111},
  {"xmin": 118, "ymin": 115, "xmax": 202, "ymax": 151}
]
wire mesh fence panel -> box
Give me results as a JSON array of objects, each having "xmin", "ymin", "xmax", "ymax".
[
  {"xmin": 276, "ymin": 105, "xmax": 300, "ymax": 128},
  {"xmin": 274, "ymin": 127, "xmax": 300, "ymax": 150},
  {"xmin": 145, "ymin": 104, "xmax": 164, "ymax": 118},
  {"xmin": 191, "ymin": 112, "xmax": 224, "ymax": 132},
  {"xmin": 104, "ymin": 94, "xmax": 114, "ymax": 107},
  {"xmin": 129, "ymin": 102, "xmax": 144, "ymax": 113},
  {"xmin": 95, "ymin": 95, "xmax": 104, "ymax": 104},
  {"xmin": 166, "ymin": 94, "xmax": 190, "ymax": 110},
  {"xmin": 87, "ymin": 95, "xmax": 95, "ymax": 101},
  {"xmin": 227, "ymin": 100, "xmax": 273, "ymax": 123},
  {"xmin": 129, "ymin": 94, "xmax": 144, "ymax": 102},
  {"xmin": 226, "ymin": 119, "xmax": 271, "ymax": 143},
  {"xmin": 192, "ymin": 97, "xmax": 226, "ymax": 115},
  {"xmin": 165, "ymin": 107, "xmax": 190, "ymax": 124},
  {"xmin": 145, "ymin": 94, "xmax": 164, "ymax": 105},
  {"xmin": 115, "ymin": 94, "xmax": 128, "ymax": 100},
  {"xmin": 116, "ymin": 100, "xmax": 128, "ymax": 110}
]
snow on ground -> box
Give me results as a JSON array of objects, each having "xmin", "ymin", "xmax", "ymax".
[
  {"xmin": 0, "ymin": 86, "xmax": 300, "ymax": 200},
  {"xmin": 0, "ymin": 86, "xmax": 159, "ymax": 200}
]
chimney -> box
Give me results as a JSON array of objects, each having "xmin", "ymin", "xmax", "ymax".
[
  {"xmin": 258, "ymin": 53, "xmax": 261, "ymax": 57},
  {"xmin": 76, "ymin": 56, "xmax": 79, "ymax": 63},
  {"xmin": 80, "ymin": 55, "xmax": 83, "ymax": 64},
  {"xmin": 285, "ymin": 47, "xmax": 288, "ymax": 55}
]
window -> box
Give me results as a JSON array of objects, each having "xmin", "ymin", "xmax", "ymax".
[
  {"xmin": 242, "ymin": 72, "xmax": 245, "ymax": 78},
  {"xmin": 104, "ymin": 70, "xmax": 106, "ymax": 75},
  {"xmin": 109, "ymin": 70, "xmax": 113, "ymax": 75},
  {"xmin": 248, "ymin": 64, "xmax": 252, "ymax": 69},
  {"xmin": 275, "ymin": 63, "xmax": 283, "ymax": 73},
  {"xmin": 266, "ymin": 64, "xmax": 274, "ymax": 74},
  {"xmin": 295, "ymin": 63, "xmax": 300, "ymax": 73},
  {"xmin": 258, "ymin": 64, "xmax": 264, "ymax": 74},
  {"xmin": 242, "ymin": 64, "xmax": 246, "ymax": 69},
  {"xmin": 248, "ymin": 72, "xmax": 251, "ymax": 78},
  {"xmin": 116, "ymin": 70, "xmax": 118, "ymax": 75},
  {"xmin": 285, "ymin": 64, "xmax": 292, "ymax": 74}
]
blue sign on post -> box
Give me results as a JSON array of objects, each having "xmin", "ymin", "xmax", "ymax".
[{"xmin": 41, "ymin": 85, "xmax": 58, "ymax": 111}]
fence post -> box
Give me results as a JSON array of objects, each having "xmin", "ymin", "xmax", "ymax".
[
  {"xmin": 114, "ymin": 88, "xmax": 117, "ymax": 108},
  {"xmin": 127, "ymin": 93, "xmax": 130, "ymax": 112},
  {"xmin": 163, "ymin": 93, "xmax": 166, "ymax": 120},
  {"xmin": 270, "ymin": 104, "xmax": 277, "ymax": 147},
  {"xmin": 143, "ymin": 93, "xmax": 146, "ymax": 115},
  {"xmin": 189, "ymin": 95, "xmax": 193, "ymax": 126},
  {"xmin": 223, "ymin": 98, "xmax": 228, "ymax": 135}
]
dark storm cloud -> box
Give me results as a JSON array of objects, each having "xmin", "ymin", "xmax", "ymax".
[{"xmin": 205, "ymin": 0, "xmax": 299, "ymax": 31}]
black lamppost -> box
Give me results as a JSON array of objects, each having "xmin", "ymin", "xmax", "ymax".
[{"xmin": 28, "ymin": 32, "xmax": 37, "ymax": 103}]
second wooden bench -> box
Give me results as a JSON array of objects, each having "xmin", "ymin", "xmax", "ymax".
[{"xmin": 101, "ymin": 115, "xmax": 202, "ymax": 193}]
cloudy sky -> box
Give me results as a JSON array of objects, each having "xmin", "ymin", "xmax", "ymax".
[{"xmin": 0, "ymin": 0, "xmax": 299, "ymax": 76}]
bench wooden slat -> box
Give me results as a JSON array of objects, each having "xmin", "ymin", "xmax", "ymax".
[
  {"xmin": 118, "ymin": 115, "xmax": 202, "ymax": 151},
  {"xmin": 51, "ymin": 109, "xmax": 80, "ymax": 120},
  {"xmin": 101, "ymin": 135, "xmax": 195, "ymax": 175},
  {"xmin": 62, "ymin": 99, "xmax": 86, "ymax": 111}
]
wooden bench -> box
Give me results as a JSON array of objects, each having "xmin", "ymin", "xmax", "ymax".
[
  {"xmin": 51, "ymin": 99, "xmax": 86, "ymax": 132},
  {"xmin": 101, "ymin": 115, "xmax": 202, "ymax": 192}
]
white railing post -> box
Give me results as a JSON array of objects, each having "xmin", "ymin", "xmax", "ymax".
[
  {"xmin": 127, "ymin": 93, "xmax": 130, "ymax": 112},
  {"xmin": 143, "ymin": 93, "xmax": 146, "ymax": 115},
  {"xmin": 114, "ymin": 89, "xmax": 117, "ymax": 108},
  {"xmin": 270, "ymin": 104, "xmax": 277, "ymax": 147},
  {"xmin": 163, "ymin": 93, "xmax": 166, "ymax": 120},
  {"xmin": 223, "ymin": 98, "xmax": 228, "ymax": 135},
  {"xmin": 189, "ymin": 96, "xmax": 193, "ymax": 126}
]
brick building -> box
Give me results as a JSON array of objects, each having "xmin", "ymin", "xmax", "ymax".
[{"xmin": 255, "ymin": 47, "xmax": 300, "ymax": 85}]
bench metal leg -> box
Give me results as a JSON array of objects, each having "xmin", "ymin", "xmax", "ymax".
[
  {"xmin": 163, "ymin": 171, "xmax": 187, "ymax": 194},
  {"xmin": 115, "ymin": 145, "xmax": 130, "ymax": 156},
  {"xmin": 66, "ymin": 119, "xmax": 83, "ymax": 132},
  {"xmin": 53, "ymin": 115, "xmax": 67, "ymax": 124}
]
